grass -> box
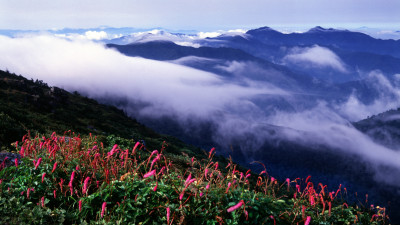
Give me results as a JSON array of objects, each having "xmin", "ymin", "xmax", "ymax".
[{"xmin": 0, "ymin": 132, "xmax": 389, "ymax": 224}]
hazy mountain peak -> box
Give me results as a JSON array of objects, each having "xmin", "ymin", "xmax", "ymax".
[{"xmin": 307, "ymin": 26, "xmax": 347, "ymax": 33}]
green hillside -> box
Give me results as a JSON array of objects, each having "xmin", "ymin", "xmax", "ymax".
[{"xmin": 0, "ymin": 70, "xmax": 390, "ymax": 224}]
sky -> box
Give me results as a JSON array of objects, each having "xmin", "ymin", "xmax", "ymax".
[{"xmin": 1, "ymin": 0, "xmax": 399, "ymax": 31}]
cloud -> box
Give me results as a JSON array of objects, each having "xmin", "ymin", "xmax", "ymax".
[
  {"xmin": 1, "ymin": 34, "xmax": 400, "ymax": 189},
  {"xmin": 84, "ymin": 31, "xmax": 109, "ymax": 40},
  {"xmin": 283, "ymin": 45, "xmax": 348, "ymax": 73},
  {"xmin": 0, "ymin": 34, "xmax": 286, "ymax": 120},
  {"xmin": 335, "ymin": 72, "xmax": 400, "ymax": 121}
]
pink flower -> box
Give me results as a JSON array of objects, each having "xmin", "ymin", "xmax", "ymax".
[
  {"xmin": 34, "ymin": 158, "xmax": 42, "ymax": 170},
  {"xmin": 166, "ymin": 207, "xmax": 170, "ymax": 224},
  {"xmin": 208, "ymin": 147, "xmax": 215, "ymax": 158},
  {"xmin": 204, "ymin": 168, "xmax": 208, "ymax": 178},
  {"xmin": 132, "ymin": 142, "xmax": 140, "ymax": 154},
  {"xmin": 79, "ymin": 200, "xmax": 82, "ymax": 212},
  {"xmin": 41, "ymin": 196, "xmax": 45, "ymax": 207},
  {"xmin": 310, "ymin": 196, "xmax": 315, "ymax": 206},
  {"xmin": 304, "ymin": 216, "xmax": 311, "ymax": 225},
  {"xmin": 143, "ymin": 169, "xmax": 156, "ymax": 178},
  {"xmin": 83, "ymin": 177, "xmax": 90, "ymax": 195},
  {"xmin": 153, "ymin": 182, "xmax": 158, "ymax": 192},
  {"xmin": 225, "ymin": 182, "xmax": 232, "ymax": 193},
  {"xmin": 52, "ymin": 162, "xmax": 57, "ymax": 173},
  {"xmin": 227, "ymin": 200, "xmax": 244, "ymax": 213},
  {"xmin": 185, "ymin": 173, "xmax": 192, "ymax": 184},
  {"xmin": 69, "ymin": 171, "xmax": 75, "ymax": 187},
  {"xmin": 185, "ymin": 179, "xmax": 196, "ymax": 188},
  {"xmin": 206, "ymin": 183, "xmax": 210, "ymax": 190},
  {"xmin": 41, "ymin": 173, "xmax": 46, "ymax": 183},
  {"xmin": 296, "ymin": 184, "xmax": 301, "ymax": 193},
  {"xmin": 14, "ymin": 158, "xmax": 18, "ymax": 167},
  {"xmin": 53, "ymin": 189, "xmax": 57, "ymax": 198},
  {"xmin": 101, "ymin": 202, "xmax": 107, "ymax": 218}
]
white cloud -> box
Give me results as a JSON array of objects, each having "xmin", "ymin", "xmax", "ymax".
[
  {"xmin": 197, "ymin": 32, "xmax": 221, "ymax": 39},
  {"xmin": 336, "ymin": 72, "xmax": 400, "ymax": 121},
  {"xmin": 0, "ymin": 34, "xmax": 286, "ymax": 119},
  {"xmin": 84, "ymin": 30, "xmax": 109, "ymax": 40},
  {"xmin": 283, "ymin": 45, "xmax": 348, "ymax": 73}
]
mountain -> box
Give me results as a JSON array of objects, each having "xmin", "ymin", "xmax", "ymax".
[{"xmin": 354, "ymin": 108, "xmax": 400, "ymax": 149}]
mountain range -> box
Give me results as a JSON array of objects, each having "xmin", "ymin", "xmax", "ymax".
[{"xmin": 1, "ymin": 25, "xmax": 400, "ymax": 222}]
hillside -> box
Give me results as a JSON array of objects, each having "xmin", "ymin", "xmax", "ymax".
[
  {"xmin": 354, "ymin": 108, "xmax": 400, "ymax": 149},
  {"xmin": 0, "ymin": 69, "xmax": 391, "ymax": 224},
  {"xmin": 0, "ymin": 69, "xmax": 203, "ymax": 158}
]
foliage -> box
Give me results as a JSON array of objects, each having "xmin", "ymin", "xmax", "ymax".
[{"xmin": 0, "ymin": 133, "xmax": 390, "ymax": 224}]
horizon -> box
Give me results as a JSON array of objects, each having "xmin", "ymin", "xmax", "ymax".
[{"xmin": 1, "ymin": 24, "xmax": 399, "ymax": 41}]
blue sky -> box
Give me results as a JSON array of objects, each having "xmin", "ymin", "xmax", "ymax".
[{"xmin": 1, "ymin": 0, "xmax": 399, "ymax": 31}]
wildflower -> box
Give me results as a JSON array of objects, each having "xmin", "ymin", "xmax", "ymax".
[
  {"xmin": 34, "ymin": 158, "xmax": 42, "ymax": 170},
  {"xmin": 69, "ymin": 171, "xmax": 75, "ymax": 187},
  {"xmin": 208, "ymin": 147, "xmax": 215, "ymax": 158},
  {"xmin": 101, "ymin": 202, "xmax": 107, "ymax": 218},
  {"xmin": 14, "ymin": 158, "xmax": 18, "ymax": 168},
  {"xmin": 83, "ymin": 177, "xmax": 90, "ymax": 195},
  {"xmin": 52, "ymin": 162, "xmax": 57, "ymax": 173},
  {"xmin": 41, "ymin": 196, "xmax": 45, "ymax": 207},
  {"xmin": 143, "ymin": 169, "xmax": 156, "ymax": 178},
  {"xmin": 69, "ymin": 171, "xmax": 76, "ymax": 196},
  {"xmin": 270, "ymin": 215, "xmax": 276, "ymax": 225},
  {"xmin": 225, "ymin": 182, "xmax": 232, "ymax": 193},
  {"xmin": 296, "ymin": 184, "xmax": 301, "ymax": 193},
  {"xmin": 305, "ymin": 175, "xmax": 311, "ymax": 183},
  {"xmin": 53, "ymin": 189, "xmax": 57, "ymax": 198},
  {"xmin": 204, "ymin": 168, "xmax": 208, "ymax": 178},
  {"xmin": 151, "ymin": 155, "xmax": 160, "ymax": 169},
  {"xmin": 153, "ymin": 182, "xmax": 158, "ymax": 192},
  {"xmin": 166, "ymin": 207, "xmax": 170, "ymax": 224},
  {"xmin": 185, "ymin": 179, "xmax": 196, "ymax": 188},
  {"xmin": 79, "ymin": 200, "xmax": 82, "ymax": 212},
  {"xmin": 206, "ymin": 183, "xmax": 210, "ymax": 190},
  {"xmin": 41, "ymin": 173, "xmax": 46, "ymax": 183},
  {"xmin": 310, "ymin": 196, "xmax": 315, "ymax": 206},
  {"xmin": 185, "ymin": 173, "xmax": 192, "ymax": 185},
  {"xmin": 305, "ymin": 216, "xmax": 311, "ymax": 225},
  {"xmin": 245, "ymin": 174, "xmax": 251, "ymax": 179},
  {"xmin": 227, "ymin": 200, "xmax": 244, "ymax": 213},
  {"xmin": 132, "ymin": 142, "xmax": 140, "ymax": 154},
  {"xmin": 215, "ymin": 162, "xmax": 218, "ymax": 170}
]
